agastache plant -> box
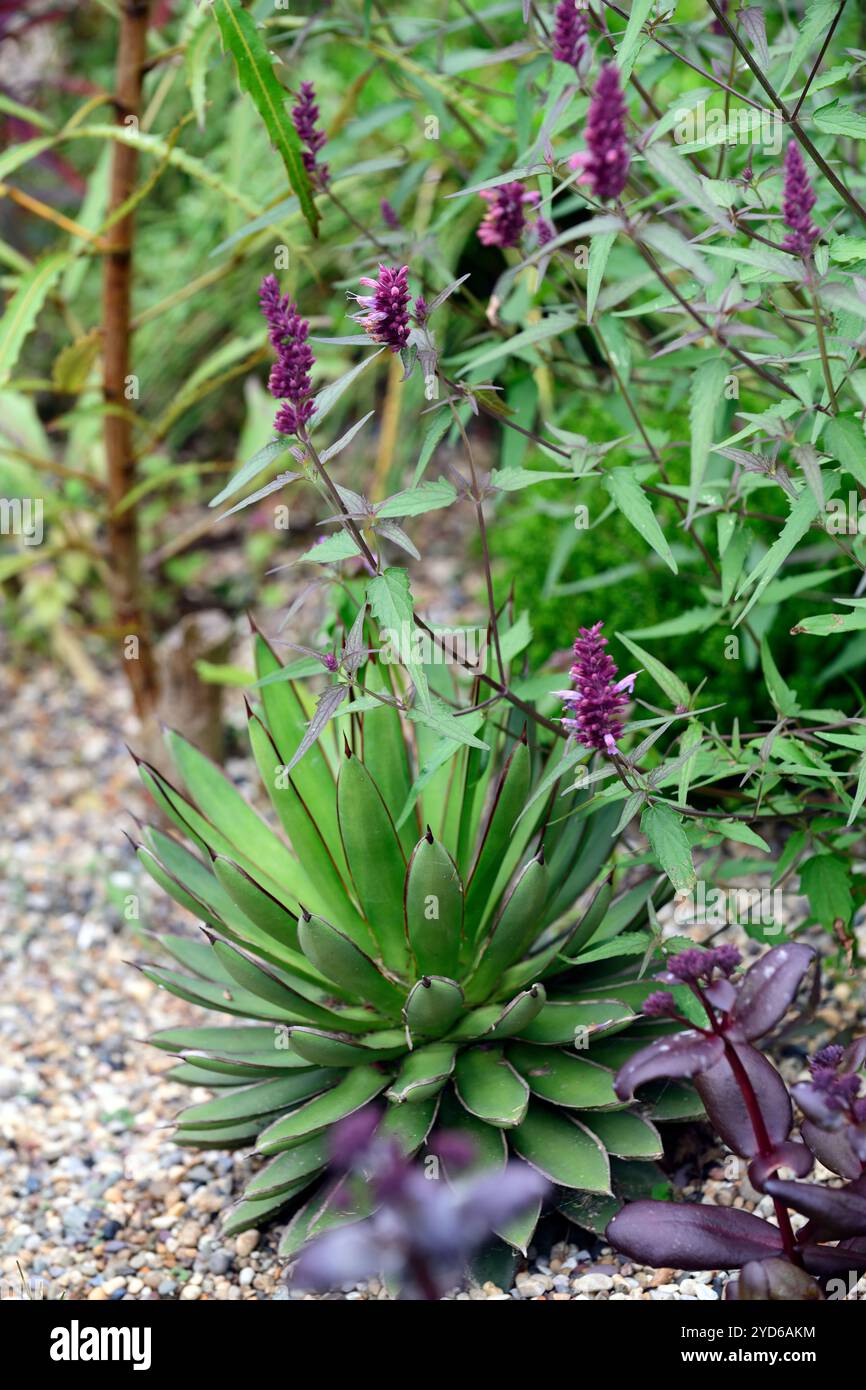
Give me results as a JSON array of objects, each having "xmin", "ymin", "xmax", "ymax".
[
  {"xmin": 569, "ymin": 63, "xmax": 630, "ymax": 202},
  {"xmin": 259, "ymin": 274, "xmax": 316, "ymax": 438},
  {"xmin": 292, "ymin": 1106, "xmax": 549, "ymax": 1299},
  {"xmin": 551, "ymin": 0, "xmax": 590, "ymax": 75},
  {"xmin": 352, "ymin": 264, "xmax": 412, "ymax": 352},
  {"xmin": 558, "ymin": 621, "xmax": 637, "ymax": 755},
  {"xmin": 291, "ymin": 80, "xmax": 329, "ymax": 187},
  {"xmin": 781, "ymin": 140, "xmax": 821, "ymax": 260},
  {"xmin": 609, "ymin": 943, "xmax": 866, "ymax": 1299},
  {"xmin": 477, "ymin": 181, "xmax": 540, "ymax": 249}
]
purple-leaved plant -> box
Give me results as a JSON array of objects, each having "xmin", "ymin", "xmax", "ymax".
[
  {"xmin": 291, "ymin": 80, "xmax": 329, "ymax": 187},
  {"xmin": 608, "ymin": 943, "xmax": 866, "ymax": 1299},
  {"xmin": 782, "ymin": 140, "xmax": 820, "ymax": 259},
  {"xmin": 569, "ymin": 62, "xmax": 630, "ymax": 202},
  {"xmin": 552, "ymin": 0, "xmax": 590, "ymax": 74},
  {"xmin": 477, "ymin": 181, "xmax": 540, "ymax": 249},
  {"xmin": 557, "ymin": 620, "xmax": 636, "ymax": 754},
  {"xmin": 259, "ymin": 274, "xmax": 316, "ymax": 437},
  {"xmin": 352, "ymin": 263, "xmax": 412, "ymax": 352},
  {"xmin": 291, "ymin": 1106, "xmax": 548, "ymax": 1299}
]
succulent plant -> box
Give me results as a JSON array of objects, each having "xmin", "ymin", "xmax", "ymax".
[{"xmin": 133, "ymin": 628, "xmax": 700, "ymax": 1258}]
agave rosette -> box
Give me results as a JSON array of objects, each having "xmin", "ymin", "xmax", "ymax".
[{"xmin": 134, "ymin": 627, "xmax": 701, "ymax": 1257}]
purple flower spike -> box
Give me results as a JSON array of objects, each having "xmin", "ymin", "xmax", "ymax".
[
  {"xmin": 380, "ymin": 198, "xmax": 401, "ymax": 230},
  {"xmin": 535, "ymin": 216, "xmax": 556, "ymax": 247},
  {"xmin": 569, "ymin": 63, "xmax": 630, "ymax": 202},
  {"xmin": 781, "ymin": 140, "xmax": 820, "ymax": 259},
  {"xmin": 259, "ymin": 274, "xmax": 316, "ymax": 437},
  {"xmin": 559, "ymin": 620, "xmax": 636, "ymax": 755},
  {"xmin": 353, "ymin": 264, "xmax": 412, "ymax": 352},
  {"xmin": 642, "ymin": 990, "xmax": 676, "ymax": 1018},
  {"xmin": 413, "ymin": 295, "xmax": 429, "ymax": 326},
  {"xmin": 477, "ymin": 181, "xmax": 540, "ymax": 249},
  {"xmin": 292, "ymin": 81, "xmax": 329, "ymax": 187},
  {"xmin": 552, "ymin": 0, "xmax": 589, "ymax": 73}
]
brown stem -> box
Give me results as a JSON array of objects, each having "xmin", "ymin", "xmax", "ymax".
[{"xmin": 102, "ymin": 0, "xmax": 158, "ymax": 721}]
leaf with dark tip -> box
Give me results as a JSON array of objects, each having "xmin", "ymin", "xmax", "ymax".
[
  {"xmin": 764, "ymin": 1179, "xmax": 866, "ymax": 1237},
  {"xmin": 607, "ymin": 1199, "xmax": 784, "ymax": 1270},
  {"xmin": 403, "ymin": 976, "xmax": 464, "ymax": 1042},
  {"xmin": 734, "ymin": 1257, "xmax": 823, "ymax": 1301},
  {"xmin": 731, "ymin": 943, "xmax": 815, "ymax": 1040},
  {"xmin": 800, "ymin": 1119, "xmax": 863, "ymax": 1180},
  {"xmin": 747, "ymin": 1142, "xmax": 813, "ymax": 1192},
  {"xmin": 613, "ymin": 1031, "xmax": 724, "ymax": 1101},
  {"xmin": 694, "ymin": 1042, "xmax": 792, "ymax": 1157}
]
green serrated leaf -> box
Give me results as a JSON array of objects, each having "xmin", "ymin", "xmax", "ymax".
[{"xmin": 211, "ymin": 0, "xmax": 318, "ymax": 234}]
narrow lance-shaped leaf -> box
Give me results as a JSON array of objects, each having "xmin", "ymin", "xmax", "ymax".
[
  {"xmin": 603, "ymin": 469, "xmax": 678, "ymax": 574},
  {"xmin": 211, "ymin": 0, "xmax": 318, "ymax": 234},
  {"xmin": 607, "ymin": 1199, "xmax": 784, "ymax": 1270}
]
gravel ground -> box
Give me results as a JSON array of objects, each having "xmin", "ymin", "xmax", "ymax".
[{"xmin": 1, "ymin": 659, "xmax": 864, "ymax": 1302}]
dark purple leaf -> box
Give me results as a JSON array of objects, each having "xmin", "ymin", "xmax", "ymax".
[
  {"xmin": 748, "ymin": 1142, "xmax": 813, "ymax": 1192},
  {"xmin": 792, "ymin": 1079, "xmax": 848, "ymax": 1128},
  {"xmin": 731, "ymin": 943, "xmax": 815, "ymax": 1040},
  {"xmin": 704, "ymin": 978, "xmax": 736, "ymax": 1012},
  {"xmin": 286, "ymin": 684, "xmax": 348, "ymax": 774},
  {"xmin": 843, "ymin": 1036, "xmax": 866, "ymax": 1073},
  {"xmin": 734, "ymin": 1257, "xmax": 823, "ymax": 1301},
  {"xmin": 613, "ymin": 1031, "xmax": 723, "ymax": 1101},
  {"xmin": 606, "ymin": 1199, "xmax": 783, "ymax": 1270},
  {"xmin": 694, "ymin": 1042, "xmax": 792, "ymax": 1157},
  {"xmin": 765, "ymin": 1179, "xmax": 866, "ymax": 1237},
  {"xmin": 800, "ymin": 1119, "xmax": 863, "ymax": 1181},
  {"xmin": 800, "ymin": 1243, "xmax": 866, "ymax": 1277}
]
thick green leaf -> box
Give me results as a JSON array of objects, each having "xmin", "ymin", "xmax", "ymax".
[
  {"xmin": 298, "ymin": 911, "xmax": 403, "ymax": 1015},
  {"xmin": 177, "ymin": 1069, "xmax": 337, "ymax": 1131},
  {"xmin": 465, "ymin": 739, "xmax": 531, "ymax": 931},
  {"xmin": 257, "ymin": 1065, "xmax": 391, "ymax": 1153},
  {"xmin": 386, "ymin": 1043, "xmax": 457, "ymax": 1103},
  {"xmin": 467, "ymin": 853, "xmax": 548, "ymax": 1002},
  {"xmin": 487, "ymin": 985, "xmax": 547, "ymax": 1040},
  {"xmin": 246, "ymin": 711, "xmax": 363, "ymax": 937},
  {"xmin": 287, "ymin": 1026, "xmax": 406, "ymax": 1066},
  {"xmin": 337, "ymin": 752, "xmax": 408, "ymax": 971},
  {"xmin": 516, "ymin": 997, "xmax": 635, "ymax": 1046},
  {"xmin": 508, "ymin": 1043, "xmax": 619, "ymax": 1109},
  {"xmin": 222, "ymin": 1180, "xmax": 317, "ymax": 1236},
  {"xmin": 583, "ymin": 1110, "xmax": 663, "ymax": 1159},
  {"xmin": 453, "ymin": 1046, "xmax": 529, "ymax": 1128},
  {"xmin": 404, "ymin": 832, "xmax": 464, "ymax": 977},
  {"xmin": 245, "ymin": 1136, "xmax": 329, "ymax": 1199},
  {"xmin": 403, "ymin": 975, "xmax": 464, "ymax": 1041},
  {"xmin": 511, "ymin": 1104, "xmax": 611, "ymax": 1191}
]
